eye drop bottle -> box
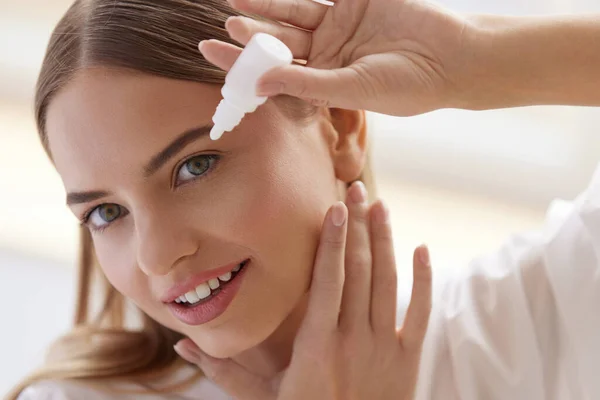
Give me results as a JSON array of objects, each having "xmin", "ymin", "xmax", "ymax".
[{"xmin": 210, "ymin": 33, "xmax": 293, "ymax": 140}]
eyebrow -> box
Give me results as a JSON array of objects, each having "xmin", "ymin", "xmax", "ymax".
[
  {"xmin": 144, "ymin": 124, "xmax": 213, "ymax": 177},
  {"xmin": 66, "ymin": 124, "xmax": 213, "ymax": 206}
]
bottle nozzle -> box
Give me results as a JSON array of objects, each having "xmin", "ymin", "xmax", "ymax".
[{"xmin": 210, "ymin": 125, "xmax": 225, "ymax": 141}]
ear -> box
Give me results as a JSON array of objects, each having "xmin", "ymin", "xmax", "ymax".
[{"xmin": 321, "ymin": 108, "xmax": 368, "ymax": 183}]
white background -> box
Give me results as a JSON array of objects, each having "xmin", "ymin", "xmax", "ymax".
[{"xmin": 1, "ymin": 0, "xmax": 599, "ymax": 395}]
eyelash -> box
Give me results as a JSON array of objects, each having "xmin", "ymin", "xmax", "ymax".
[{"xmin": 79, "ymin": 154, "xmax": 220, "ymax": 233}]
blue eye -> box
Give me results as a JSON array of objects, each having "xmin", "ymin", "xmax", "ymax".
[{"xmin": 176, "ymin": 154, "xmax": 218, "ymax": 184}]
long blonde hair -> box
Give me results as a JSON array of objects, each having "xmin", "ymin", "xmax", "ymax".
[{"xmin": 7, "ymin": 0, "xmax": 375, "ymax": 398}]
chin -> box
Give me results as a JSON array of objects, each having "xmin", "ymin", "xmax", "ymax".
[
  {"xmin": 187, "ymin": 321, "xmax": 278, "ymax": 359},
  {"xmin": 174, "ymin": 280, "xmax": 307, "ymax": 359},
  {"xmin": 189, "ymin": 328, "xmax": 266, "ymax": 358}
]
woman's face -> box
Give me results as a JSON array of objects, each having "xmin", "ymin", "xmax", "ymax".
[{"xmin": 46, "ymin": 68, "xmax": 365, "ymax": 358}]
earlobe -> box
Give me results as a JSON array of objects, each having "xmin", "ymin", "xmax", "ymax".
[{"xmin": 326, "ymin": 108, "xmax": 368, "ymax": 183}]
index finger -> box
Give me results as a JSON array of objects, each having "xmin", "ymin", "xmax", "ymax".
[
  {"xmin": 399, "ymin": 245, "xmax": 433, "ymax": 349},
  {"xmin": 303, "ymin": 202, "xmax": 348, "ymax": 332},
  {"xmin": 227, "ymin": 0, "xmax": 328, "ymax": 31}
]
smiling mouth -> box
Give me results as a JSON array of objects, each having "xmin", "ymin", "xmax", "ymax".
[{"xmin": 173, "ymin": 259, "xmax": 249, "ymax": 308}]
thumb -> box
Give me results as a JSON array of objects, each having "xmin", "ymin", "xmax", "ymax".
[
  {"xmin": 174, "ymin": 339, "xmax": 273, "ymax": 400},
  {"xmin": 256, "ymin": 65, "xmax": 366, "ymax": 109}
]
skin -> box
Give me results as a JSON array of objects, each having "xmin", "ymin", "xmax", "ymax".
[
  {"xmin": 45, "ymin": 67, "xmax": 367, "ymax": 375},
  {"xmin": 200, "ymin": 0, "xmax": 600, "ymax": 115},
  {"xmin": 39, "ymin": 0, "xmax": 600, "ymax": 395}
]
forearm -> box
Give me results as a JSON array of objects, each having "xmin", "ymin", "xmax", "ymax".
[{"xmin": 455, "ymin": 14, "xmax": 600, "ymax": 110}]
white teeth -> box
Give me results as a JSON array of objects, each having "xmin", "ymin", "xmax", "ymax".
[
  {"xmin": 175, "ymin": 262, "xmax": 246, "ymax": 304},
  {"xmin": 185, "ymin": 290, "xmax": 200, "ymax": 303},
  {"xmin": 195, "ymin": 282, "xmax": 211, "ymax": 299},
  {"xmin": 219, "ymin": 271, "xmax": 232, "ymax": 282},
  {"xmin": 179, "ymin": 283, "xmax": 211, "ymax": 305}
]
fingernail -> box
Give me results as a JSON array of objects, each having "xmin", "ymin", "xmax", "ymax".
[
  {"xmin": 225, "ymin": 16, "xmax": 237, "ymax": 29},
  {"xmin": 418, "ymin": 245, "xmax": 430, "ymax": 266},
  {"xmin": 174, "ymin": 342, "xmax": 183, "ymax": 353},
  {"xmin": 331, "ymin": 202, "xmax": 347, "ymax": 227},
  {"xmin": 374, "ymin": 201, "xmax": 389, "ymax": 224},
  {"xmin": 174, "ymin": 340, "xmax": 203, "ymax": 363},
  {"xmin": 349, "ymin": 181, "xmax": 367, "ymax": 204},
  {"xmin": 174, "ymin": 343, "xmax": 189, "ymax": 360},
  {"xmin": 256, "ymin": 82, "xmax": 283, "ymax": 97},
  {"xmin": 198, "ymin": 40, "xmax": 206, "ymax": 52}
]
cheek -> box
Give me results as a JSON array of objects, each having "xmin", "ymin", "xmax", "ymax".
[
  {"xmin": 93, "ymin": 239, "xmax": 153, "ymax": 310},
  {"xmin": 221, "ymin": 123, "xmax": 337, "ymax": 258},
  {"xmin": 220, "ymin": 127, "xmax": 339, "ymax": 303}
]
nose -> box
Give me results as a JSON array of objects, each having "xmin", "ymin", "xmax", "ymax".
[{"xmin": 134, "ymin": 205, "xmax": 199, "ymax": 276}]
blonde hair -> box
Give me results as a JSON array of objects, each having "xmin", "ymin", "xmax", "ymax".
[{"xmin": 7, "ymin": 0, "xmax": 375, "ymax": 398}]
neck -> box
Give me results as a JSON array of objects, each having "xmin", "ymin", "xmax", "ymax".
[{"xmin": 232, "ymin": 294, "xmax": 309, "ymax": 376}]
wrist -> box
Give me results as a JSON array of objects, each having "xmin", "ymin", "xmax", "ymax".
[
  {"xmin": 447, "ymin": 15, "xmax": 515, "ymax": 111},
  {"xmin": 448, "ymin": 14, "xmax": 600, "ymax": 110}
]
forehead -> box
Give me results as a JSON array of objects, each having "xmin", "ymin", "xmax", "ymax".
[{"xmin": 45, "ymin": 68, "xmax": 222, "ymax": 188}]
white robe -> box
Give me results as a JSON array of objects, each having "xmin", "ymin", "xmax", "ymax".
[
  {"xmin": 18, "ymin": 164, "xmax": 600, "ymax": 399},
  {"xmin": 414, "ymin": 163, "xmax": 600, "ymax": 400}
]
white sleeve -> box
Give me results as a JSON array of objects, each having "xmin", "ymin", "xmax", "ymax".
[
  {"xmin": 16, "ymin": 381, "xmax": 113, "ymax": 400},
  {"xmin": 17, "ymin": 382, "xmax": 76, "ymax": 400},
  {"xmin": 415, "ymin": 164, "xmax": 600, "ymax": 400}
]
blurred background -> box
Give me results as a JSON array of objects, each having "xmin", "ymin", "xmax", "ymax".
[{"xmin": 2, "ymin": 0, "xmax": 600, "ymax": 395}]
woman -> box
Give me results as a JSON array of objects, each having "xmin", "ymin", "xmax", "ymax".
[
  {"xmin": 9, "ymin": 0, "xmax": 430, "ymax": 399},
  {"xmin": 9, "ymin": 0, "xmax": 600, "ymax": 399}
]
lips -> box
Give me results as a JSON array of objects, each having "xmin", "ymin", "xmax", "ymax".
[
  {"xmin": 166, "ymin": 259, "xmax": 251, "ymax": 325},
  {"xmin": 174, "ymin": 259, "xmax": 248, "ymax": 306},
  {"xmin": 161, "ymin": 258, "xmax": 249, "ymax": 303}
]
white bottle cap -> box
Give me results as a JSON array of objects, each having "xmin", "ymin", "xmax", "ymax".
[{"xmin": 210, "ymin": 33, "xmax": 293, "ymax": 140}]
